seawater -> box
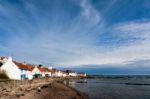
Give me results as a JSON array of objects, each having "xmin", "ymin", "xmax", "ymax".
[{"xmin": 68, "ymin": 77, "xmax": 150, "ymax": 99}]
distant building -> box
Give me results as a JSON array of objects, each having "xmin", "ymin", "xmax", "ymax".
[
  {"xmin": 69, "ymin": 72, "xmax": 77, "ymax": 77},
  {"xmin": 0, "ymin": 56, "xmax": 84, "ymax": 80},
  {"xmin": 32, "ymin": 66, "xmax": 42, "ymax": 78},
  {"xmin": 55, "ymin": 70, "xmax": 63, "ymax": 77},
  {"xmin": 48, "ymin": 66, "xmax": 53, "ymax": 70},
  {"xmin": 78, "ymin": 72, "xmax": 87, "ymax": 77},
  {"xmin": 51, "ymin": 68, "xmax": 57, "ymax": 77},
  {"xmin": 32, "ymin": 66, "xmax": 52, "ymax": 78},
  {"xmin": 62, "ymin": 71, "xmax": 67, "ymax": 77},
  {"xmin": 65, "ymin": 70, "xmax": 78, "ymax": 77}
]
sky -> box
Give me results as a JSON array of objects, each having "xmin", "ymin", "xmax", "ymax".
[{"xmin": 0, "ymin": 0, "xmax": 150, "ymax": 74}]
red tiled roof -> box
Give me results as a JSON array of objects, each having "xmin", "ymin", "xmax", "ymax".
[
  {"xmin": 36, "ymin": 67, "xmax": 53, "ymax": 73},
  {"xmin": 50, "ymin": 69, "xmax": 57, "ymax": 74},
  {"xmin": 37, "ymin": 67, "xmax": 47, "ymax": 72},
  {"xmin": 14, "ymin": 61, "xmax": 33, "ymax": 71},
  {"xmin": 47, "ymin": 69, "xmax": 52, "ymax": 72},
  {"xmin": 26, "ymin": 64, "xmax": 34, "ymax": 71}
]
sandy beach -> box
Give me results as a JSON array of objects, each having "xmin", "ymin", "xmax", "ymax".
[{"xmin": 0, "ymin": 78, "xmax": 88, "ymax": 99}]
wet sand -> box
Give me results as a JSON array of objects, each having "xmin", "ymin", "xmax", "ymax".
[{"xmin": 0, "ymin": 78, "xmax": 88, "ymax": 99}]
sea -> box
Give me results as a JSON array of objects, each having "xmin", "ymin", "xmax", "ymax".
[{"xmin": 68, "ymin": 76, "xmax": 150, "ymax": 99}]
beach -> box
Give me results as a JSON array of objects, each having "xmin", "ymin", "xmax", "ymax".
[{"xmin": 0, "ymin": 78, "xmax": 88, "ymax": 99}]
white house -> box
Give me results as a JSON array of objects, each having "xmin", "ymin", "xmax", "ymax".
[
  {"xmin": 69, "ymin": 72, "xmax": 77, "ymax": 77},
  {"xmin": 46, "ymin": 69, "xmax": 52, "ymax": 77},
  {"xmin": 32, "ymin": 66, "xmax": 51, "ymax": 77},
  {"xmin": 62, "ymin": 71, "xmax": 67, "ymax": 77},
  {"xmin": 32, "ymin": 66, "xmax": 42, "ymax": 77},
  {"xmin": 0, "ymin": 57, "xmax": 21, "ymax": 80},
  {"xmin": 0, "ymin": 57, "xmax": 34, "ymax": 80},
  {"xmin": 25, "ymin": 64, "xmax": 34, "ymax": 80},
  {"xmin": 78, "ymin": 72, "xmax": 87, "ymax": 77},
  {"xmin": 55, "ymin": 70, "xmax": 63, "ymax": 77},
  {"xmin": 13, "ymin": 62, "xmax": 34, "ymax": 80},
  {"xmin": 48, "ymin": 66, "xmax": 53, "ymax": 70}
]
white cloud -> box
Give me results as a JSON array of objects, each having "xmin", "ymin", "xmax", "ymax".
[
  {"xmin": 1, "ymin": 0, "xmax": 150, "ymax": 68},
  {"xmin": 109, "ymin": 20, "xmax": 150, "ymax": 63},
  {"xmin": 78, "ymin": 0, "xmax": 101, "ymax": 25},
  {"xmin": 113, "ymin": 20, "xmax": 150, "ymax": 39},
  {"xmin": 57, "ymin": 20, "xmax": 150, "ymax": 67},
  {"xmin": 3, "ymin": 19, "xmax": 150, "ymax": 67}
]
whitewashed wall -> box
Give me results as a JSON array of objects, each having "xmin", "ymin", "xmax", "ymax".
[{"xmin": 1, "ymin": 57, "xmax": 21, "ymax": 80}]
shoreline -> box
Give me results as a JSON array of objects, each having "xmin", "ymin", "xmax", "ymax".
[{"xmin": 0, "ymin": 78, "xmax": 88, "ymax": 99}]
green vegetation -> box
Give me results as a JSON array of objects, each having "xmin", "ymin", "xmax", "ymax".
[
  {"xmin": 0, "ymin": 69, "xmax": 9, "ymax": 79},
  {"xmin": 0, "ymin": 62, "xmax": 3, "ymax": 67}
]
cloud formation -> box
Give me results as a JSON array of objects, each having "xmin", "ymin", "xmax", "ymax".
[{"xmin": 0, "ymin": 0, "xmax": 150, "ymax": 68}]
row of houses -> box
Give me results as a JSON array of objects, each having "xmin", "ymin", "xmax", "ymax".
[{"xmin": 0, "ymin": 57, "xmax": 86, "ymax": 80}]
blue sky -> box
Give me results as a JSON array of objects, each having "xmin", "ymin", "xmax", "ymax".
[{"xmin": 0, "ymin": 0, "xmax": 150, "ymax": 74}]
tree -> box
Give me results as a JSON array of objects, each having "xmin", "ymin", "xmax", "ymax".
[
  {"xmin": 0, "ymin": 62, "xmax": 3, "ymax": 68},
  {"xmin": 66, "ymin": 70, "xmax": 71, "ymax": 74},
  {"xmin": 38, "ymin": 64, "xmax": 42, "ymax": 67},
  {"xmin": 0, "ymin": 70, "xmax": 9, "ymax": 79}
]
